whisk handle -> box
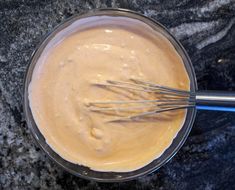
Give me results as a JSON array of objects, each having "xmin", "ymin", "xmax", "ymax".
[{"xmin": 195, "ymin": 91, "xmax": 235, "ymax": 112}]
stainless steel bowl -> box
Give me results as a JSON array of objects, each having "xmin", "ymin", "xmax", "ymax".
[{"xmin": 23, "ymin": 8, "xmax": 197, "ymax": 182}]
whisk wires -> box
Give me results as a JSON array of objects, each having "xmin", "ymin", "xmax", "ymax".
[{"xmin": 86, "ymin": 79, "xmax": 195, "ymax": 122}]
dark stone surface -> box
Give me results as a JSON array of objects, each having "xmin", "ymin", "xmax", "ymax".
[{"xmin": 0, "ymin": 0, "xmax": 235, "ymax": 189}]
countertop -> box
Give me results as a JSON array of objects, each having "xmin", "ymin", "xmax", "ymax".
[{"xmin": 0, "ymin": 0, "xmax": 235, "ymax": 189}]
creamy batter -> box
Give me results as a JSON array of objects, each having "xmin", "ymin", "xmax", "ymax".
[{"xmin": 29, "ymin": 16, "xmax": 190, "ymax": 172}]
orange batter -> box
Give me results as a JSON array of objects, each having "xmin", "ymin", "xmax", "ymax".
[{"xmin": 28, "ymin": 16, "xmax": 190, "ymax": 172}]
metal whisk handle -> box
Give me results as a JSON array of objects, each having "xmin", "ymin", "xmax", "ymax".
[{"xmin": 196, "ymin": 91, "xmax": 235, "ymax": 112}]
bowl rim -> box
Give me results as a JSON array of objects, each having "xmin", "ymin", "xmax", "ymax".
[{"xmin": 23, "ymin": 8, "xmax": 198, "ymax": 182}]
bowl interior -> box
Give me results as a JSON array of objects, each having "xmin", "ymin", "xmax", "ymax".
[{"xmin": 23, "ymin": 9, "xmax": 197, "ymax": 182}]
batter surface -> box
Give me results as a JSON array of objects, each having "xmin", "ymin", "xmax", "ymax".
[{"xmin": 29, "ymin": 16, "xmax": 190, "ymax": 172}]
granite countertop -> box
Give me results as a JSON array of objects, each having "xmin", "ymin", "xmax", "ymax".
[{"xmin": 0, "ymin": 0, "xmax": 235, "ymax": 189}]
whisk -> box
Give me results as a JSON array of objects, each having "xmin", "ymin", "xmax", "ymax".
[{"xmin": 87, "ymin": 79, "xmax": 235, "ymax": 122}]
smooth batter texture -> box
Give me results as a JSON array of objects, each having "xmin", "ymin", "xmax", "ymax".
[{"xmin": 29, "ymin": 16, "xmax": 190, "ymax": 172}]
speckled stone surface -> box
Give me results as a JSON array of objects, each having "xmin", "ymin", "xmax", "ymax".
[{"xmin": 0, "ymin": 0, "xmax": 235, "ymax": 189}]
